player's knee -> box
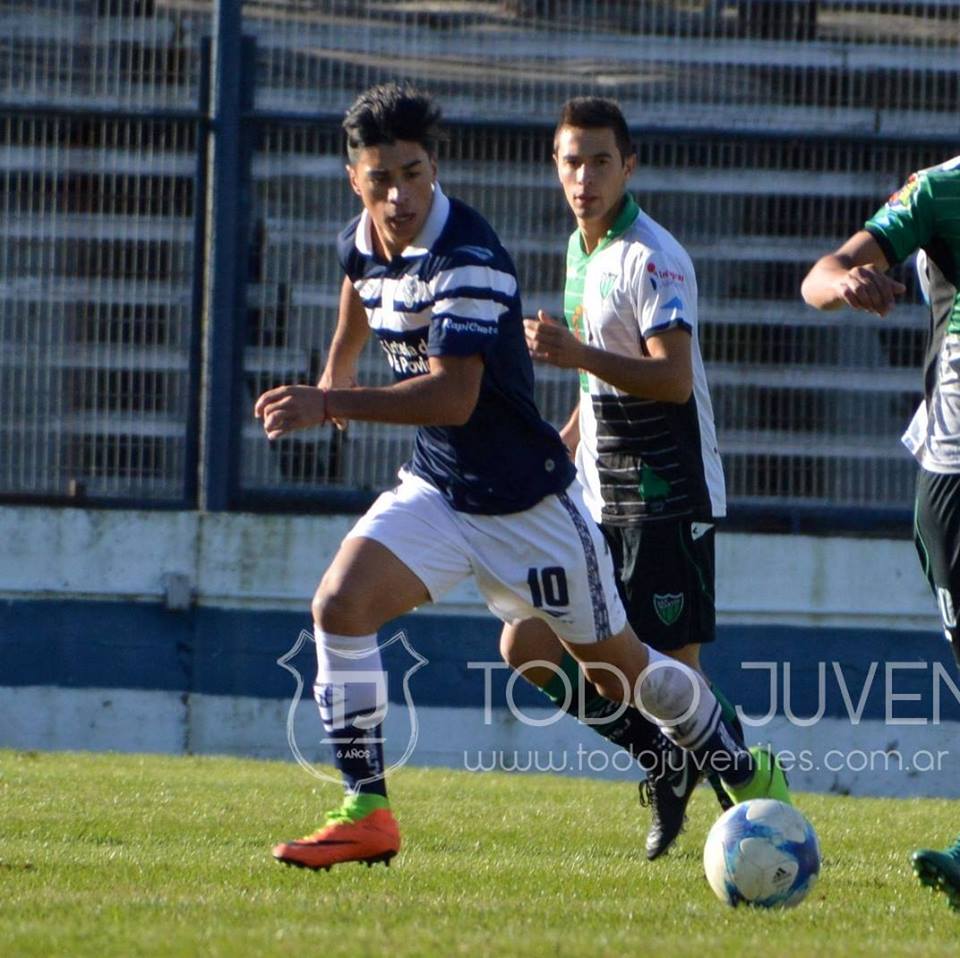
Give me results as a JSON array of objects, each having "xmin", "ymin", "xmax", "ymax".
[{"xmin": 312, "ymin": 580, "xmax": 369, "ymax": 634}]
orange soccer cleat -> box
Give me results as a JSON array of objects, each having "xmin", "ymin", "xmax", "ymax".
[{"xmin": 273, "ymin": 793, "xmax": 400, "ymax": 871}]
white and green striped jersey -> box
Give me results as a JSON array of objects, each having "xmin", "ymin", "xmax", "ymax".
[
  {"xmin": 865, "ymin": 156, "xmax": 960, "ymax": 473},
  {"xmin": 564, "ymin": 195, "xmax": 726, "ymax": 525}
]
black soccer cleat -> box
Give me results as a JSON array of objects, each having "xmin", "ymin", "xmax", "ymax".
[{"xmin": 638, "ymin": 745, "xmax": 701, "ymax": 860}]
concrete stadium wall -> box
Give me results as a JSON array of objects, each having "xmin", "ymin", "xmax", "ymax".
[{"xmin": 2, "ymin": 505, "xmax": 959, "ymax": 798}]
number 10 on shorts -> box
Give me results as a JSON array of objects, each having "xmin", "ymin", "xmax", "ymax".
[{"xmin": 527, "ymin": 566, "xmax": 570, "ymax": 609}]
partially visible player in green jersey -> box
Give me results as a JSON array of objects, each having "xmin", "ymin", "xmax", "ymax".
[
  {"xmin": 501, "ymin": 97, "xmax": 764, "ymax": 861},
  {"xmin": 802, "ymin": 155, "xmax": 960, "ymax": 910}
]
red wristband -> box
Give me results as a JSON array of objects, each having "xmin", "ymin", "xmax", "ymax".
[{"xmin": 321, "ymin": 388, "xmax": 329, "ymax": 425}]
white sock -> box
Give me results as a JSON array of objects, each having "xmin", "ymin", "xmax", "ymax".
[
  {"xmin": 634, "ymin": 646, "xmax": 721, "ymax": 752},
  {"xmin": 313, "ymin": 625, "xmax": 386, "ymax": 732}
]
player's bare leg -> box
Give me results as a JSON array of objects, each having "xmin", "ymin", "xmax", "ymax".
[
  {"xmin": 273, "ymin": 538, "xmax": 429, "ymax": 871},
  {"xmin": 559, "ymin": 624, "xmax": 790, "ymax": 807},
  {"xmin": 312, "ymin": 536, "xmax": 430, "ymax": 635}
]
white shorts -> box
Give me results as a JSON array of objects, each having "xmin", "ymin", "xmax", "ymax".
[{"xmin": 345, "ymin": 471, "xmax": 627, "ymax": 645}]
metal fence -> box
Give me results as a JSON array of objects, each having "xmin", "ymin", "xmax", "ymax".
[
  {"xmin": 2, "ymin": 0, "xmax": 958, "ymax": 524},
  {"xmin": 0, "ymin": 1, "xmax": 210, "ymax": 503}
]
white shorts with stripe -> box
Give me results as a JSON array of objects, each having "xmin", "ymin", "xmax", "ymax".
[{"xmin": 345, "ymin": 471, "xmax": 627, "ymax": 645}]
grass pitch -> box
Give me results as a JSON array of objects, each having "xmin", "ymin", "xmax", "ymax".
[{"xmin": 1, "ymin": 749, "xmax": 959, "ymax": 957}]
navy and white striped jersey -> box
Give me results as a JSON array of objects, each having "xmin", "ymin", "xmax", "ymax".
[{"xmin": 337, "ymin": 185, "xmax": 574, "ymax": 514}]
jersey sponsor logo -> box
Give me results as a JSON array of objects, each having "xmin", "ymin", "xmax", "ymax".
[
  {"xmin": 653, "ymin": 592, "xmax": 684, "ymax": 626},
  {"xmin": 646, "ymin": 261, "xmax": 685, "ymax": 284},
  {"xmin": 441, "ymin": 316, "xmax": 498, "ymax": 337},
  {"xmin": 887, "ymin": 173, "xmax": 920, "ymax": 210},
  {"xmin": 379, "ymin": 335, "xmax": 430, "ymax": 376},
  {"xmin": 599, "ymin": 272, "xmax": 618, "ymax": 299},
  {"xmin": 690, "ymin": 522, "xmax": 713, "ymax": 541}
]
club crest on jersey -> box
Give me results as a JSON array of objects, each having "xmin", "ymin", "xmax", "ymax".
[
  {"xmin": 395, "ymin": 275, "xmax": 427, "ymax": 311},
  {"xmin": 599, "ymin": 272, "xmax": 618, "ymax": 299},
  {"xmin": 653, "ymin": 592, "xmax": 684, "ymax": 626}
]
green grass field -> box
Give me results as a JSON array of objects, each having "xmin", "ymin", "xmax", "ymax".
[{"xmin": 2, "ymin": 749, "xmax": 959, "ymax": 957}]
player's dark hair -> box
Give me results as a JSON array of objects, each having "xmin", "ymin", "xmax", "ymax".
[
  {"xmin": 554, "ymin": 97, "xmax": 635, "ymax": 162},
  {"xmin": 343, "ymin": 83, "xmax": 444, "ymax": 164}
]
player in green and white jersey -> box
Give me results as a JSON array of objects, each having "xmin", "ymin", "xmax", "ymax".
[
  {"xmin": 802, "ymin": 155, "xmax": 960, "ymax": 909},
  {"xmin": 501, "ymin": 97, "xmax": 756, "ymax": 860}
]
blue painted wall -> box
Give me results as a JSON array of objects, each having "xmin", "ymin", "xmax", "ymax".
[{"xmin": 3, "ymin": 598, "xmax": 958, "ymax": 722}]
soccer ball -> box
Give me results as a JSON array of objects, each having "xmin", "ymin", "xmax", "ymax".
[{"xmin": 703, "ymin": 799, "xmax": 821, "ymax": 908}]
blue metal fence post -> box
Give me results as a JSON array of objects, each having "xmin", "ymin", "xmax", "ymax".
[
  {"xmin": 183, "ymin": 37, "xmax": 212, "ymax": 509},
  {"xmin": 200, "ymin": 1, "xmax": 255, "ymax": 511}
]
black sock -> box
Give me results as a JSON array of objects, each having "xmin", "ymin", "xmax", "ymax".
[
  {"xmin": 693, "ymin": 715, "xmax": 754, "ymax": 787},
  {"xmin": 328, "ymin": 719, "xmax": 387, "ymax": 798}
]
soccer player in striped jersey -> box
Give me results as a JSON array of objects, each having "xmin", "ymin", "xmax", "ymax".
[
  {"xmin": 502, "ymin": 97, "xmax": 747, "ymax": 859},
  {"xmin": 802, "ymin": 156, "xmax": 960, "ymax": 909},
  {"xmin": 256, "ymin": 84, "xmax": 788, "ymax": 872}
]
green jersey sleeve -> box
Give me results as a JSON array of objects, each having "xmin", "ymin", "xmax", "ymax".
[{"xmin": 864, "ymin": 169, "xmax": 936, "ymax": 267}]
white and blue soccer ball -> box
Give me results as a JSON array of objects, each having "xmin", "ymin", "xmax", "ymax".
[{"xmin": 703, "ymin": 799, "xmax": 821, "ymax": 908}]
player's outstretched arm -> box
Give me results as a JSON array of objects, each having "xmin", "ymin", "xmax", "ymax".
[
  {"xmin": 255, "ymin": 353, "xmax": 484, "ymax": 439},
  {"xmin": 801, "ymin": 230, "xmax": 905, "ymax": 316},
  {"xmin": 525, "ymin": 311, "xmax": 692, "ymax": 403},
  {"xmin": 327, "ymin": 353, "xmax": 483, "ymax": 427}
]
